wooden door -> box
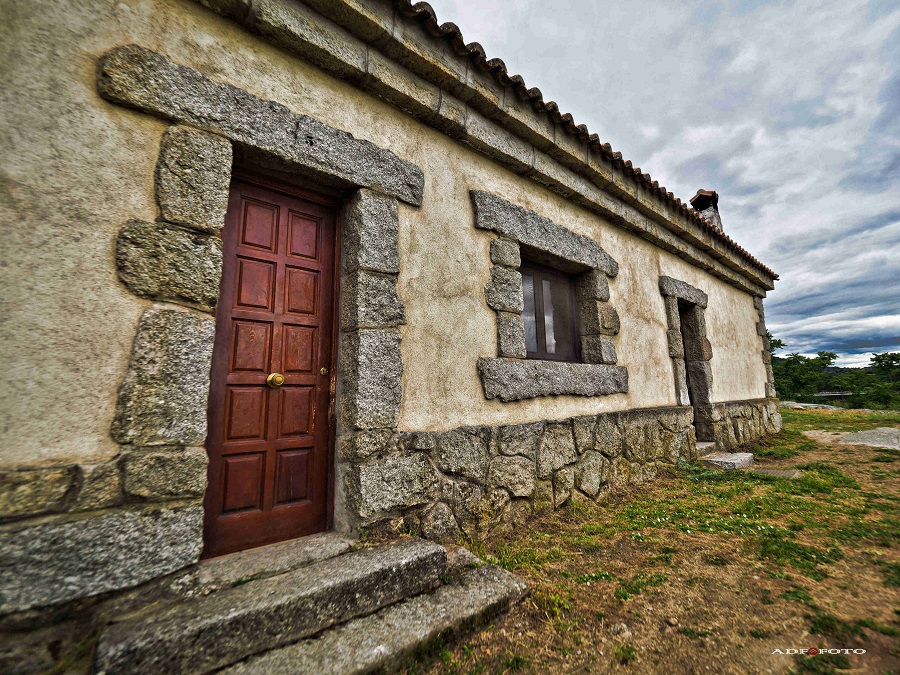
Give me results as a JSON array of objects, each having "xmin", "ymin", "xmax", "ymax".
[{"xmin": 203, "ymin": 177, "xmax": 337, "ymax": 558}]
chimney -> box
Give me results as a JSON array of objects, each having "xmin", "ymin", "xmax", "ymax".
[{"xmin": 690, "ymin": 189, "xmax": 723, "ymax": 232}]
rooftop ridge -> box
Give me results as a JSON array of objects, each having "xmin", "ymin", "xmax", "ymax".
[{"xmin": 395, "ymin": 0, "xmax": 777, "ymax": 280}]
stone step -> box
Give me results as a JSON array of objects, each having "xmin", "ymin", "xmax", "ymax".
[
  {"xmin": 197, "ymin": 532, "xmax": 354, "ymax": 591},
  {"xmin": 700, "ymin": 452, "xmax": 754, "ymax": 470},
  {"xmin": 696, "ymin": 441, "xmax": 717, "ymax": 453},
  {"xmin": 222, "ymin": 564, "xmax": 529, "ymax": 675},
  {"xmin": 95, "ymin": 538, "xmax": 447, "ymax": 674}
]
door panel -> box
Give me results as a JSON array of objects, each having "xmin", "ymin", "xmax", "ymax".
[{"xmin": 204, "ymin": 178, "xmax": 337, "ymax": 558}]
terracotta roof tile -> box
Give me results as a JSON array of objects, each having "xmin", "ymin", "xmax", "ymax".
[{"xmin": 394, "ymin": 0, "xmax": 777, "ymax": 280}]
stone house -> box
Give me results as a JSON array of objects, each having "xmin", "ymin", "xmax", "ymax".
[{"xmin": 0, "ymin": 0, "xmax": 781, "ymax": 670}]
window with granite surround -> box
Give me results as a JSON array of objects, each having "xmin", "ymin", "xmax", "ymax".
[{"xmin": 470, "ymin": 190, "xmax": 628, "ymax": 402}]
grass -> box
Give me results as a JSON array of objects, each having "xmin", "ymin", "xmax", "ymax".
[{"xmin": 407, "ymin": 407, "xmax": 899, "ymax": 674}]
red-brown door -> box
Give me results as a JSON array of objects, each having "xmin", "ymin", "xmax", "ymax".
[{"xmin": 203, "ymin": 177, "xmax": 337, "ymax": 558}]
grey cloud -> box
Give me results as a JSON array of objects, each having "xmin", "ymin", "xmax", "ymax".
[{"xmin": 429, "ymin": 0, "xmax": 900, "ymax": 365}]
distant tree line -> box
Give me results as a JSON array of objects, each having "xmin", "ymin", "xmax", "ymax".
[{"xmin": 767, "ymin": 333, "xmax": 900, "ymax": 409}]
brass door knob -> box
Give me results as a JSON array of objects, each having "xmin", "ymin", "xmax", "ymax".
[
  {"xmin": 266, "ymin": 373, "xmax": 285, "ymax": 388},
  {"xmin": 320, "ymin": 367, "xmax": 329, "ymax": 375}
]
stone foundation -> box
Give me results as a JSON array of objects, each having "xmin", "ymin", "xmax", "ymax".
[
  {"xmin": 710, "ymin": 398, "xmax": 783, "ymax": 452},
  {"xmin": 342, "ymin": 404, "xmax": 698, "ymax": 541}
]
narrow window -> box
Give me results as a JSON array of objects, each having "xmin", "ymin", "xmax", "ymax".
[{"xmin": 520, "ymin": 261, "xmax": 579, "ymax": 362}]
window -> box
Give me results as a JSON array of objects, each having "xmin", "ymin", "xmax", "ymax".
[{"xmin": 521, "ymin": 261, "xmax": 579, "ymax": 362}]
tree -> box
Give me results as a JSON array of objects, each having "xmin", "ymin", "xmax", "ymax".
[
  {"xmin": 870, "ymin": 352, "xmax": 900, "ymax": 383},
  {"xmin": 765, "ymin": 330, "xmax": 785, "ymax": 356}
]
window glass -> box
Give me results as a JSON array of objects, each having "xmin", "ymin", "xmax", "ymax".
[
  {"xmin": 520, "ymin": 261, "xmax": 579, "ymax": 362},
  {"xmin": 522, "ymin": 273, "xmax": 538, "ymax": 353},
  {"xmin": 542, "ymin": 279, "xmax": 556, "ymax": 353}
]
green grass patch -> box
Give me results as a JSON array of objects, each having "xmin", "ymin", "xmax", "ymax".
[
  {"xmin": 880, "ymin": 561, "xmax": 900, "ymax": 586},
  {"xmin": 754, "ymin": 528, "xmax": 843, "ymax": 579},
  {"xmin": 780, "ymin": 585, "xmax": 816, "ymax": 607},
  {"xmin": 679, "ymin": 626, "xmax": 716, "ymax": 639},
  {"xmin": 806, "ymin": 611, "xmax": 864, "ymax": 640},
  {"xmin": 614, "ymin": 573, "xmax": 668, "ymax": 600},
  {"xmin": 792, "ymin": 652, "xmax": 852, "ymax": 673}
]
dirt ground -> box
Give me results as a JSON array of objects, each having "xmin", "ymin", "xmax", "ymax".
[{"xmin": 405, "ymin": 408, "xmax": 900, "ymax": 675}]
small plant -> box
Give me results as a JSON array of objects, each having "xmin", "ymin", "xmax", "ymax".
[
  {"xmin": 499, "ymin": 653, "xmax": 529, "ymax": 671},
  {"xmin": 749, "ymin": 628, "xmax": 771, "ymax": 639},
  {"xmin": 705, "ymin": 554, "xmax": 730, "ymax": 566},
  {"xmin": 613, "ymin": 644, "xmax": 636, "ymax": 665},
  {"xmin": 679, "ymin": 626, "xmax": 716, "ymax": 639}
]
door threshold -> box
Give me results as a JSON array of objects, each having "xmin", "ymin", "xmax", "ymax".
[{"xmin": 198, "ymin": 532, "xmax": 356, "ymax": 590}]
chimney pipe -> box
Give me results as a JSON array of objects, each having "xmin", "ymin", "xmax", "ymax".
[{"xmin": 690, "ymin": 189, "xmax": 723, "ymax": 232}]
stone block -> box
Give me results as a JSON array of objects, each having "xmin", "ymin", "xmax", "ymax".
[
  {"xmin": 97, "ymin": 46, "xmax": 424, "ymax": 206},
  {"xmin": 504, "ymin": 499, "xmax": 532, "ymax": 527},
  {"xmin": 156, "ymin": 126, "xmax": 232, "ymax": 233},
  {"xmin": 658, "ymin": 276, "xmax": 708, "ymax": 308},
  {"xmin": 686, "ymin": 361, "xmax": 713, "ymax": 403},
  {"xmin": 684, "ymin": 337, "xmax": 713, "ymax": 362},
  {"xmin": 756, "ymin": 321, "xmax": 767, "ymax": 337},
  {"xmin": 489, "ymin": 238, "xmax": 520, "ymax": 268},
  {"xmin": 594, "ymin": 413, "xmax": 624, "ymax": 458},
  {"xmin": 574, "ymin": 451, "xmax": 609, "ymax": 498},
  {"xmin": 419, "ymin": 502, "xmax": 460, "ymax": 543},
  {"xmin": 340, "ymin": 329, "xmax": 403, "ymax": 430},
  {"xmin": 470, "ymin": 191, "xmax": 618, "ymax": 277},
  {"xmin": 537, "ymin": 423, "xmax": 576, "ymax": 479},
  {"xmin": 435, "ymin": 428, "xmax": 489, "ymax": 482},
  {"xmin": 0, "ymin": 504, "xmax": 203, "ymax": 614},
  {"xmin": 700, "ymin": 452, "xmax": 753, "ymax": 470},
  {"xmin": 111, "ymin": 306, "xmax": 215, "ymax": 446},
  {"xmin": 765, "ymin": 382, "xmax": 777, "ymax": 399},
  {"xmin": 122, "ymin": 447, "xmax": 208, "ymax": 500},
  {"xmin": 484, "ymin": 266, "xmax": 523, "ymax": 313},
  {"xmin": 338, "ymin": 429, "xmax": 395, "ymax": 462},
  {"xmin": 341, "ymin": 190, "xmax": 400, "ymax": 274},
  {"xmin": 672, "ymin": 360, "xmax": 691, "ymax": 406},
  {"xmin": 666, "ymin": 329, "xmax": 684, "ymax": 359},
  {"xmin": 341, "ymin": 270, "xmax": 405, "ymax": 328},
  {"xmin": 552, "ymin": 467, "xmax": 574, "ymax": 507},
  {"xmin": 761, "ymin": 349, "xmax": 772, "ymax": 364},
  {"xmin": 489, "ymin": 456, "xmax": 536, "ymax": 498},
  {"xmin": 443, "ymin": 480, "xmax": 507, "ymax": 535},
  {"xmin": 624, "ymin": 423, "xmax": 658, "ymax": 464},
  {"xmin": 478, "ymin": 358, "xmax": 628, "ymax": 402},
  {"xmin": 609, "ymin": 457, "xmax": 632, "ymax": 488},
  {"xmin": 116, "ymin": 220, "xmax": 223, "ymax": 310},
  {"xmin": 497, "ymin": 312, "xmax": 526, "ymax": 358},
  {"xmin": 579, "ymin": 301, "xmax": 620, "ymax": 336},
  {"xmin": 0, "ymin": 467, "xmax": 75, "ymax": 519},
  {"xmin": 498, "ymin": 422, "xmax": 544, "ymax": 458},
  {"xmin": 73, "ymin": 461, "xmax": 122, "ymax": 511},
  {"xmin": 572, "ymin": 415, "xmax": 596, "ymax": 454},
  {"xmin": 764, "ymin": 363, "xmax": 774, "ymax": 382},
  {"xmin": 581, "ymin": 335, "xmax": 617, "ymax": 364},
  {"xmin": 663, "ymin": 296, "xmax": 680, "ymax": 329},
  {"xmin": 252, "ymin": 0, "xmax": 368, "ymax": 84},
  {"xmin": 575, "ymin": 270, "xmax": 610, "ymax": 302},
  {"xmin": 350, "ymin": 454, "xmax": 438, "ymax": 517}
]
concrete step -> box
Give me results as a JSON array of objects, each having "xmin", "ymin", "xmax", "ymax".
[
  {"xmin": 222, "ymin": 564, "xmax": 529, "ymax": 675},
  {"xmin": 700, "ymin": 452, "xmax": 754, "ymax": 470},
  {"xmin": 95, "ymin": 538, "xmax": 447, "ymax": 674}
]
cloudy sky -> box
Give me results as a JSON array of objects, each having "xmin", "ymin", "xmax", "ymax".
[{"xmin": 428, "ymin": 0, "xmax": 900, "ymax": 367}]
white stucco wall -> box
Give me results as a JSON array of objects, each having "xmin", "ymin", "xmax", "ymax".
[{"xmin": 0, "ymin": 0, "xmax": 769, "ymax": 466}]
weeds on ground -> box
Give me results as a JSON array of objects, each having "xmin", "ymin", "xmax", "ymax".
[{"xmin": 405, "ymin": 408, "xmax": 900, "ymax": 674}]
